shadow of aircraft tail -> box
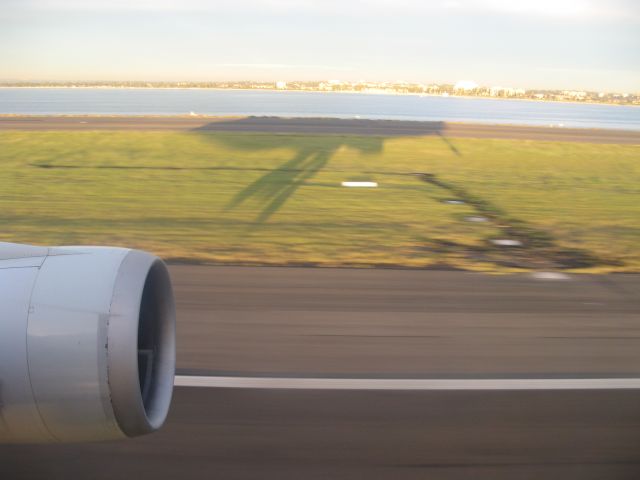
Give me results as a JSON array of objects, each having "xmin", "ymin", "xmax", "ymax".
[
  {"xmin": 226, "ymin": 147, "xmax": 334, "ymax": 223},
  {"xmin": 191, "ymin": 117, "xmax": 459, "ymax": 222}
]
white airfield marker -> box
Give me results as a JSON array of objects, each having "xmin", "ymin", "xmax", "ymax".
[
  {"xmin": 465, "ymin": 216, "xmax": 488, "ymax": 223},
  {"xmin": 341, "ymin": 181, "xmax": 378, "ymax": 187},
  {"xmin": 175, "ymin": 376, "xmax": 640, "ymax": 391},
  {"xmin": 531, "ymin": 271, "xmax": 571, "ymax": 281},
  {"xmin": 491, "ymin": 239, "xmax": 523, "ymax": 247}
]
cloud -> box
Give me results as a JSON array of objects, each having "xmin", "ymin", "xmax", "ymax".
[
  {"xmin": 5, "ymin": 0, "xmax": 639, "ymax": 23},
  {"xmin": 442, "ymin": 0, "xmax": 638, "ymax": 19},
  {"xmin": 216, "ymin": 63, "xmax": 353, "ymax": 71}
]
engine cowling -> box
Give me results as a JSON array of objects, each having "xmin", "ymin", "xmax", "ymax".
[{"xmin": 0, "ymin": 243, "xmax": 176, "ymax": 443}]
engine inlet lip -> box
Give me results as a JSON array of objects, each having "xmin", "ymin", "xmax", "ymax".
[{"xmin": 107, "ymin": 250, "xmax": 176, "ymax": 437}]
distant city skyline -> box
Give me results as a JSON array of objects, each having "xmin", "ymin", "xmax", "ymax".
[
  {"xmin": 2, "ymin": 78, "xmax": 635, "ymax": 97},
  {"xmin": 1, "ymin": 0, "xmax": 639, "ymax": 92}
]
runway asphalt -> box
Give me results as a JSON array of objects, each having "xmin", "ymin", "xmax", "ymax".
[
  {"xmin": 2, "ymin": 266, "xmax": 640, "ymax": 478},
  {"xmin": 3, "ymin": 388, "xmax": 640, "ymax": 479},
  {"xmin": 2, "ymin": 115, "xmax": 640, "ymax": 144},
  {"xmin": 171, "ymin": 266, "xmax": 640, "ymax": 377}
]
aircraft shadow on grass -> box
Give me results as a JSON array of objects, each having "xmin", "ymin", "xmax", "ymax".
[
  {"xmin": 30, "ymin": 117, "xmax": 460, "ymax": 224},
  {"xmin": 192, "ymin": 117, "xmax": 458, "ymax": 223}
]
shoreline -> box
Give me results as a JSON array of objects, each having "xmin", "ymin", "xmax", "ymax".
[{"xmin": 0, "ymin": 85, "xmax": 638, "ymax": 108}]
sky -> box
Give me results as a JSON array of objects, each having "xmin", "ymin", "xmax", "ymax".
[{"xmin": 1, "ymin": 0, "xmax": 639, "ymax": 92}]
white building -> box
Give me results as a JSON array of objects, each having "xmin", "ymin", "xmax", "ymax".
[
  {"xmin": 454, "ymin": 80, "xmax": 479, "ymax": 92},
  {"xmin": 563, "ymin": 90, "xmax": 587, "ymax": 99},
  {"xmin": 490, "ymin": 86, "xmax": 526, "ymax": 97}
]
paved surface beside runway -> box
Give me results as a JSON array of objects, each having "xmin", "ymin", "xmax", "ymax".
[
  {"xmin": 2, "ymin": 115, "xmax": 640, "ymax": 143},
  {"xmin": 171, "ymin": 266, "xmax": 640, "ymax": 377},
  {"xmin": 3, "ymin": 388, "xmax": 640, "ymax": 480}
]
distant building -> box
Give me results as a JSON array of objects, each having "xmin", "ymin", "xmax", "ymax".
[
  {"xmin": 454, "ymin": 80, "xmax": 478, "ymax": 92},
  {"xmin": 562, "ymin": 90, "xmax": 587, "ymax": 99},
  {"xmin": 275, "ymin": 81, "xmax": 287, "ymax": 90},
  {"xmin": 490, "ymin": 86, "xmax": 526, "ymax": 97}
]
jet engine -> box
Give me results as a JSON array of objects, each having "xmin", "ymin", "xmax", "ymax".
[{"xmin": 0, "ymin": 243, "xmax": 175, "ymax": 443}]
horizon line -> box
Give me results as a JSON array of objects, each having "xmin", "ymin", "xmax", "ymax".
[{"xmin": 1, "ymin": 79, "xmax": 638, "ymax": 95}]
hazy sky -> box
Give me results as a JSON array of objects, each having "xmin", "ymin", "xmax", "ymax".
[{"xmin": 1, "ymin": 0, "xmax": 639, "ymax": 91}]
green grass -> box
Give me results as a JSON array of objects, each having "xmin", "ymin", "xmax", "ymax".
[{"xmin": 1, "ymin": 130, "xmax": 638, "ymax": 272}]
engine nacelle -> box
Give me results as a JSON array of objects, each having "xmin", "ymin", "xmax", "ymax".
[{"xmin": 0, "ymin": 243, "xmax": 175, "ymax": 443}]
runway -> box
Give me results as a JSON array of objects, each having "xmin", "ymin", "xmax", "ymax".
[
  {"xmin": 2, "ymin": 266, "xmax": 640, "ymax": 478},
  {"xmin": 171, "ymin": 266, "xmax": 640, "ymax": 377},
  {"xmin": 3, "ymin": 388, "xmax": 640, "ymax": 479},
  {"xmin": 2, "ymin": 115, "xmax": 640, "ymax": 143}
]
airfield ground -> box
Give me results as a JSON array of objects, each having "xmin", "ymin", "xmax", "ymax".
[
  {"xmin": 3, "ymin": 115, "xmax": 640, "ymax": 478},
  {"xmin": 1, "ymin": 116, "xmax": 639, "ymax": 272}
]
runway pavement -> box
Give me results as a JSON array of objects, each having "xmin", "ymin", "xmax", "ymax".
[
  {"xmin": 2, "ymin": 115, "xmax": 640, "ymax": 143},
  {"xmin": 171, "ymin": 266, "xmax": 640, "ymax": 377},
  {"xmin": 2, "ymin": 266, "xmax": 640, "ymax": 479},
  {"xmin": 3, "ymin": 388, "xmax": 640, "ymax": 479}
]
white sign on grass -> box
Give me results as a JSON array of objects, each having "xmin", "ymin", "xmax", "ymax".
[{"xmin": 341, "ymin": 182, "xmax": 378, "ymax": 188}]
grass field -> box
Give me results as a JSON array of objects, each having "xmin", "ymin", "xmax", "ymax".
[{"xmin": 1, "ymin": 130, "xmax": 638, "ymax": 272}]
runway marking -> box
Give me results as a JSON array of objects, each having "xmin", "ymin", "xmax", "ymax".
[{"xmin": 174, "ymin": 376, "xmax": 640, "ymax": 391}]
